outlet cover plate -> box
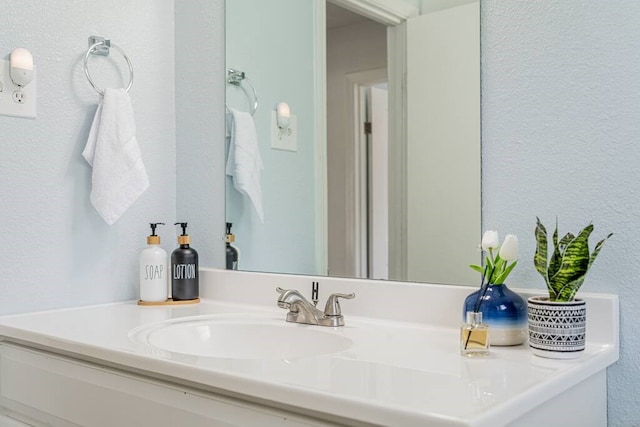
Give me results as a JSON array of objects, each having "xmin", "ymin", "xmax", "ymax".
[
  {"xmin": 0, "ymin": 59, "xmax": 36, "ymax": 119},
  {"xmin": 271, "ymin": 111, "xmax": 297, "ymax": 152}
]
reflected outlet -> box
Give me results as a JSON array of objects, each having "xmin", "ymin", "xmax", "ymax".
[
  {"xmin": 271, "ymin": 111, "xmax": 297, "ymax": 152},
  {"xmin": 0, "ymin": 59, "xmax": 36, "ymax": 119}
]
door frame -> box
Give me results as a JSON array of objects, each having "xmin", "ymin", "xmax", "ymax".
[
  {"xmin": 314, "ymin": 2, "xmax": 328, "ymax": 275},
  {"xmin": 346, "ymin": 68, "xmax": 388, "ymax": 278},
  {"xmin": 329, "ymin": 0, "xmax": 418, "ymax": 25},
  {"xmin": 327, "ymin": 0, "xmax": 416, "ymax": 279}
]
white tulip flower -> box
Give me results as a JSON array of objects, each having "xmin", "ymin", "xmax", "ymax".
[
  {"xmin": 481, "ymin": 230, "xmax": 499, "ymax": 251},
  {"xmin": 471, "ymin": 231, "xmax": 519, "ymax": 285},
  {"xmin": 499, "ymin": 234, "xmax": 518, "ymax": 261}
]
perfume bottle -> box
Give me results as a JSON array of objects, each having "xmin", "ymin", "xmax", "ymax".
[{"xmin": 460, "ymin": 311, "xmax": 490, "ymax": 357}]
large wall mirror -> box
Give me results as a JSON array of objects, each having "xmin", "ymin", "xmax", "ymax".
[{"xmin": 225, "ymin": 0, "xmax": 480, "ymax": 286}]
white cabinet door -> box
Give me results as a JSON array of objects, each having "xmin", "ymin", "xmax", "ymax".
[{"xmin": 0, "ymin": 343, "xmax": 337, "ymax": 427}]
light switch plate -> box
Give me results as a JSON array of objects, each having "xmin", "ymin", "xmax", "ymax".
[
  {"xmin": 271, "ymin": 111, "xmax": 297, "ymax": 152},
  {"xmin": 0, "ymin": 59, "xmax": 36, "ymax": 119}
]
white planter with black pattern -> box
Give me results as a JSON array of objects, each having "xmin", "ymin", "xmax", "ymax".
[{"xmin": 527, "ymin": 296, "xmax": 586, "ymax": 359}]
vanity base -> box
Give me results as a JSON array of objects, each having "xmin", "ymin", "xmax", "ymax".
[
  {"xmin": 511, "ymin": 371, "xmax": 606, "ymax": 427},
  {"xmin": 0, "ymin": 343, "xmax": 337, "ymax": 427},
  {"xmin": 0, "ymin": 340, "xmax": 608, "ymax": 427}
]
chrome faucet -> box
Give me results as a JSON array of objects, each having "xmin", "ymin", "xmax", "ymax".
[{"xmin": 276, "ymin": 287, "xmax": 355, "ymax": 327}]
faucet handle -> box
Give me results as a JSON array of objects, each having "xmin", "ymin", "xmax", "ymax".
[{"xmin": 323, "ymin": 292, "xmax": 355, "ymax": 317}]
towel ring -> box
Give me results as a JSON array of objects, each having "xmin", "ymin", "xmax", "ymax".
[
  {"xmin": 84, "ymin": 35, "xmax": 134, "ymax": 96},
  {"xmin": 226, "ymin": 68, "xmax": 258, "ymax": 116}
]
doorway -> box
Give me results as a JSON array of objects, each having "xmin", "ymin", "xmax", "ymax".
[
  {"xmin": 326, "ymin": 2, "xmax": 388, "ymax": 279},
  {"xmin": 362, "ymin": 83, "xmax": 389, "ymax": 280}
]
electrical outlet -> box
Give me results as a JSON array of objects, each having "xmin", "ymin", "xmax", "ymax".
[
  {"xmin": 271, "ymin": 111, "xmax": 297, "ymax": 151},
  {"xmin": 0, "ymin": 59, "xmax": 36, "ymax": 119},
  {"xmin": 12, "ymin": 90, "xmax": 26, "ymax": 104}
]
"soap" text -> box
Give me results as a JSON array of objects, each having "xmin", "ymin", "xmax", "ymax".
[{"xmin": 144, "ymin": 264, "xmax": 164, "ymax": 280}]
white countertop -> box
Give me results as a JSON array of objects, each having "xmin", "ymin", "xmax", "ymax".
[{"xmin": 0, "ymin": 270, "xmax": 620, "ymax": 427}]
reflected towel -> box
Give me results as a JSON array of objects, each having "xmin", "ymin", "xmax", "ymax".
[
  {"xmin": 226, "ymin": 108, "xmax": 264, "ymax": 223},
  {"xmin": 82, "ymin": 88, "xmax": 149, "ymax": 225}
]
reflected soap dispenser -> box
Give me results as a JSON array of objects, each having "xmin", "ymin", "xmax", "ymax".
[
  {"xmin": 225, "ymin": 222, "xmax": 239, "ymax": 270},
  {"xmin": 171, "ymin": 222, "xmax": 199, "ymax": 301},
  {"xmin": 139, "ymin": 223, "xmax": 168, "ymax": 302}
]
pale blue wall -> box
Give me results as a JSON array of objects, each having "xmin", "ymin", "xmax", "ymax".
[
  {"xmin": 225, "ymin": 0, "xmax": 318, "ymax": 275},
  {"xmin": 0, "ymin": 0, "xmax": 224, "ymax": 314},
  {"xmin": 481, "ymin": 1, "xmax": 639, "ymax": 425},
  {"xmin": 0, "ymin": 0, "xmax": 176, "ymax": 314},
  {"xmin": 175, "ymin": 0, "xmax": 226, "ymax": 268}
]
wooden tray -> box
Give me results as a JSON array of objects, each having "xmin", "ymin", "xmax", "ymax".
[{"xmin": 137, "ymin": 298, "xmax": 200, "ymax": 306}]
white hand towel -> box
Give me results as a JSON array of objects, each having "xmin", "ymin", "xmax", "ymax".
[
  {"xmin": 82, "ymin": 88, "xmax": 149, "ymax": 225},
  {"xmin": 226, "ymin": 108, "xmax": 264, "ymax": 223}
]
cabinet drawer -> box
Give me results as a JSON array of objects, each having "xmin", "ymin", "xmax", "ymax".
[{"xmin": 0, "ymin": 343, "xmax": 334, "ymax": 427}]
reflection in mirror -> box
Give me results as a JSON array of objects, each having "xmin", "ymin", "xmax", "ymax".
[
  {"xmin": 225, "ymin": 0, "xmax": 480, "ymax": 286},
  {"xmin": 226, "ymin": 0, "xmax": 320, "ymax": 276}
]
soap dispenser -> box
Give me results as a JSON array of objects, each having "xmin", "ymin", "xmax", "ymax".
[
  {"xmin": 139, "ymin": 223, "xmax": 168, "ymax": 302},
  {"xmin": 171, "ymin": 222, "xmax": 199, "ymax": 301},
  {"xmin": 225, "ymin": 222, "xmax": 239, "ymax": 270}
]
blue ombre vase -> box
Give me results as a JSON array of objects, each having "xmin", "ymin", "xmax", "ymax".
[{"xmin": 463, "ymin": 283, "xmax": 527, "ymax": 346}]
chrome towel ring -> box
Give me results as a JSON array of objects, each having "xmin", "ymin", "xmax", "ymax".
[
  {"xmin": 227, "ymin": 68, "xmax": 258, "ymax": 116},
  {"xmin": 84, "ymin": 35, "xmax": 134, "ymax": 96}
]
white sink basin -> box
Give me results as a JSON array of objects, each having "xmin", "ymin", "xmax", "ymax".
[{"xmin": 129, "ymin": 314, "xmax": 352, "ymax": 360}]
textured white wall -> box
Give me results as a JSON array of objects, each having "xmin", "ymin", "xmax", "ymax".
[
  {"xmin": 481, "ymin": 0, "xmax": 639, "ymax": 425},
  {"xmin": 0, "ymin": 0, "xmax": 176, "ymax": 314}
]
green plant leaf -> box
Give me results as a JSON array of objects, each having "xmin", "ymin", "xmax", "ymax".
[
  {"xmin": 554, "ymin": 232, "xmax": 612, "ymax": 301},
  {"xmin": 534, "ymin": 218, "xmax": 552, "ymax": 296},
  {"xmin": 555, "ymin": 276, "xmax": 587, "ymax": 302},
  {"xmin": 494, "ymin": 260, "xmax": 517, "ymax": 284},
  {"xmin": 489, "ymin": 255, "xmax": 505, "ymax": 284},
  {"xmin": 589, "ymin": 233, "xmax": 613, "ymax": 270},
  {"xmin": 469, "ymin": 264, "xmax": 484, "ymax": 274},
  {"xmin": 549, "ymin": 231, "xmax": 574, "ymax": 287},
  {"xmin": 559, "ymin": 232, "xmax": 575, "ymax": 250},
  {"xmin": 549, "ymin": 225, "xmax": 593, "ymax": 301}
]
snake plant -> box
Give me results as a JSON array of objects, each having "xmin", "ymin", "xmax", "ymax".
[{"xmin": 534, "ymin": 218, "xmax": 612, "ymax": 302}]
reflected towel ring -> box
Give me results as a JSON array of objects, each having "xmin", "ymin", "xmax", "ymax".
[
  {"xmin": 84, "ymin": 35, "xmax": 134, "ymax": 96},
  {"xmin": 226, "ymin": 68, "xmax": 258, "ymax": 116}
]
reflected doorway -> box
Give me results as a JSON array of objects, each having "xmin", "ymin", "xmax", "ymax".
[
  {"xmin": 326, "ymin": 2, "xmax": 388, "ymax": 279},
  {"xmin": 363, "ymin": 84, "xmax": 389, "ymax": 280}
]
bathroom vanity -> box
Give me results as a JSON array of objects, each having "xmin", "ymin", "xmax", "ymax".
[{"xmin": 0, "ymin": 269, "xmax": 619, "ymax": 426}]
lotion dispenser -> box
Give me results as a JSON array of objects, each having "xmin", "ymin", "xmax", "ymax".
[
  {"xmin": 171, "ymin": 222, "xmax": 199, "ymax": 301},
  {"xmin": 225, "ymin": 222, "xmax": 239, "ymax": 270},
  {"xmin": 139, "ymin": 223, "xmax": 168, "ymax": 302}
]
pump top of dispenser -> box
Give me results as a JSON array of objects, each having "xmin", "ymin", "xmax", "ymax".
[
  {"xmin": 226, "ymin": 222, "xmax": 235, "ymax": 243},
  {"xmin": 147, "ymin": 222, "xmax": 165, "ymax": 245},
  {"xmin": 175, "ymin": 222, "xmax": 191, "ymax": 245}
]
